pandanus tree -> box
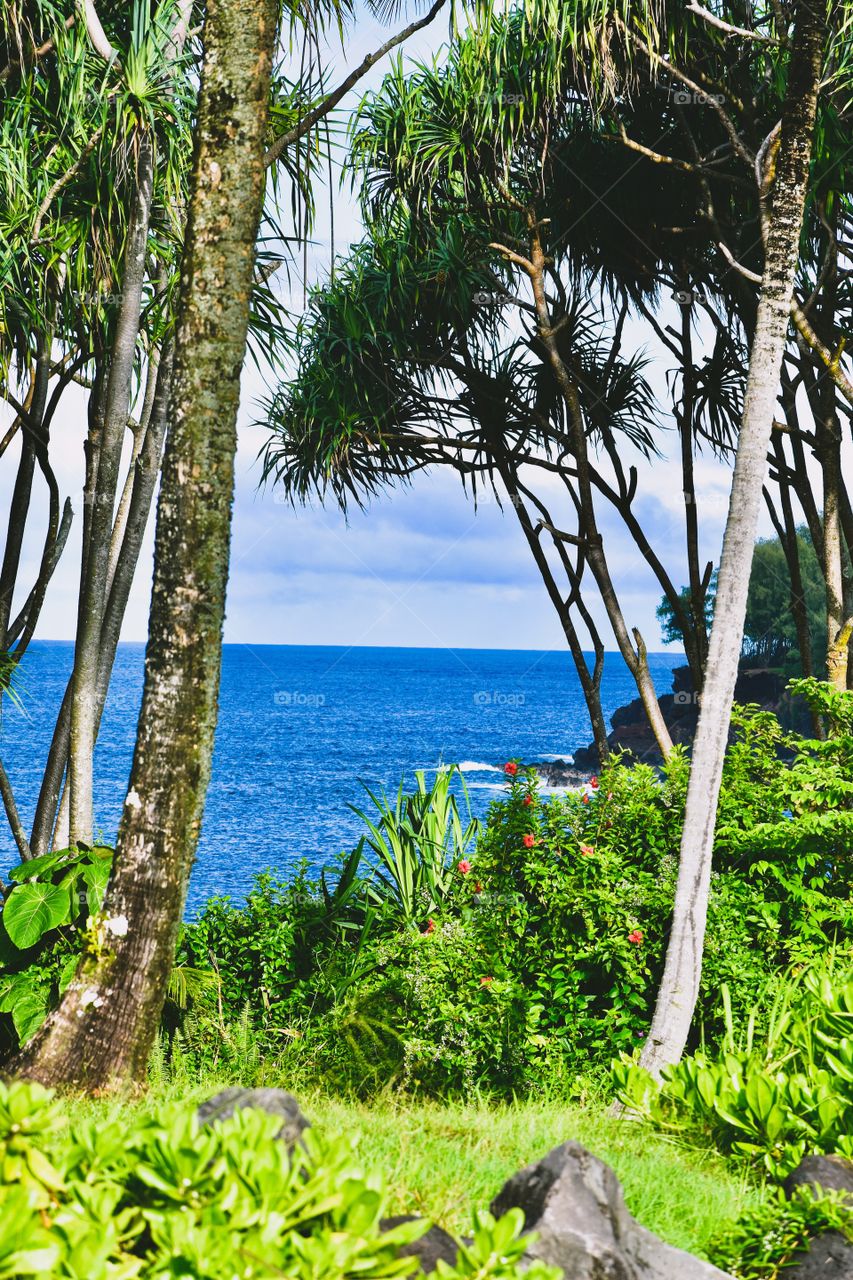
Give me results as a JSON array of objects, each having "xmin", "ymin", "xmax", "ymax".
[
  {"xmin": 263, "ymin": 7, "xmax": 766, "ymax": 761},
  {"xmin": 14, "ymin": 0, "xmax": 282, "ymax": 1086},
  {"xmin": 5, "ymin": 0, "xmax": 454, "ymax": 1088},
  {"xmin": 0, "ymin": 0, "xmax": 451, "ymax": 866},
  {"xmin": 264, "ymin": 0, "xmax": 853, "ymax": 1076}
]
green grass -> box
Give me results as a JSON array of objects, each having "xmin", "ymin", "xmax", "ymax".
[{"xmin": 59, "ymin": 1081, "xmax": 765, "ymax": 1262}]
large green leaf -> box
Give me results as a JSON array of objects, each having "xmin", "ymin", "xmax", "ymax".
[
  {"xmin": 8, "ymin": 849, "xmax": 79, "ymax": 884},
  {"xmin": 81, "ymin": 857, "xmax": 112, "ymax": 916},
  {"xmin": 3, "ymin": 883, "xmax": 71, "ymax": 949},
  {"xmin": 10, "ymin": 994, "xmax": 49, "ymax": 1045}
]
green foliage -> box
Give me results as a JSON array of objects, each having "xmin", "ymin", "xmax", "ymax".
[
  {"xmin": 0, "ymin": 845, "xmax": 112, "ymax": 1048},
  {"xmin": 353, "ymin": 766, "xmax": 478, "ymax": 923},
  {"xmin": 743, "ymin": 535, "xmax": 826, "ymax": 670},
  {"xmin": 709, "ymin": 1187, "xmax": 853, "ymax": 1279},
  {"xmin": 614, "ymin": 964, "xmax": 853, "ymax": 1180},
  {"xmin": 657, "ymin": 531, "xmax": 826, "ymax": 672},
  {"xmin": 0, "ymin": 1079, "xmax": 559, "ymax": 1280},
  {"xmin": 170, "ymin": 686, "xmax": 852, "ymax": 1097}
]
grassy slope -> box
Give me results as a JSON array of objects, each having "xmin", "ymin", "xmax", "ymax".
[{"xmin": 64, "ymin": 1084, "xmax": 764, "ymax": 1261}]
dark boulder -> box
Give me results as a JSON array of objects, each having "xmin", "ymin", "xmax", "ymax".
[
  {"xmin": 197, "ymin": 1087, "xmax": 310, "ymax": 1148},
  {"xmin": 490, "ymin": 1140, "xmax": 732, "ymax": 1279},
  {"xmin": 784, "ymin": 1155, "xmax": 853, "ymax": 1202},
  {"xmin": 783, "ymin": 1231, "xmax": 853, "ymax": 1278},
  {"xmin": 380, "ymin": 1215, "xmax": 460, "ymax": 1274}
]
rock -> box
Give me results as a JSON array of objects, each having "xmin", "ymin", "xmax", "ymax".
[
  {"xmin": 781, "ymin": 1158, "xmax": 853, "ymax": 1278},
  {"xmin": 490, "ymin": 1141, "xmax": 732, "ymax": 1279},
  {"xmin": 784, "ymin": 1155, "xmax": 853, "ymax": 1202},
  {"xmin": 529, "ymin": 759, "xmax": 587, "ymax": 788},
  {"xmin": 380, "ymin": 1216, "xmax": 460, "ymax": 1274},
  {"xmin": 783, "ymin": 1231, "xmax": 853, "ymax": 1278},
  {"xmin": 197, "ymin": 1087, "xmax": 310, "ymax": 1148}
]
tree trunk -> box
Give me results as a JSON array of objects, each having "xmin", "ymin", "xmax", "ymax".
[
  {"xmin": 506, "ymin": 216, "xmax": 674, "ymax": 759},
  {"xmin": 45, "ymin": 346, "xmax": 174, "ymax": 855},
  {"xmin": 14, "ymin": 0, "xmax": 279, "ymax": 1090},
  {"xmin": 639, "ymin": 0, "xmax": 824, "ymax": 1077},
  {"xmin": 68, "ymin": 139, "xmax": 155, "ymax": 847},
  {"xmin": 507, "ymin": 477, "xmax": 611, "ymax": 761}
]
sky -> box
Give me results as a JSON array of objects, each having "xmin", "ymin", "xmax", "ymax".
[{"xmin": 0, "ymin": 7, "xmax": 784, "ymax": 654}]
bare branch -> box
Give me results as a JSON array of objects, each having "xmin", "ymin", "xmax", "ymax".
[
  {"xmin": 264, "ymin": 0, "xmax": 448, "ymax": 167},
  {"xmin": 791, "ymin": 302, "xmax": 853, "ymax": 405},
  {"xmin": 31, "ymin": 128, "xmax": 103, "ymax": 242},
  {"xmin": 79, "ymin": 0, "xmax": 118, "ymax": 63},
  {"xmin": 686, "ymin": 3, "xmax": 781, "ymax": 44}
]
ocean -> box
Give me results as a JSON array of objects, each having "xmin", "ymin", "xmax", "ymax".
[{"xmin": 2, "ymin": 642, "xmax": 682, "ymax": 912}]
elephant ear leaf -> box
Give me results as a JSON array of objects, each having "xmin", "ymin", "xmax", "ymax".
[
  {"xmin": 81, "ymin": 857, "xmax": 112, "ymax": 916},
  {"xmin": 3, "ymin": 883, "xmax": 71, "ymax": 949}
]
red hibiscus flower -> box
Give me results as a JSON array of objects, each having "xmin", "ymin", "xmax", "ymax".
[
  {"xmin": 474, "ymin": 881, "xmax": 483, "ymax": 893},
  {"xmin": 581, "ymin": 794, "xmax": 590, "ymax": 805},
  {"xmin": 523, "ymin": 794, "xmax": 534, "ymax": 807},
  {"xmin": 522, "ymin": 833, "xmax": 535, "ymax": 848},
  {"xmin": 579, "ymin": 843, "xmax": 594, "ymax": 857},
  {"xmin": 424, "ymin": 919, "xmax": 436, "ymax": 935},
  {"xmin": 590, "ymin": 775, "xmax": 600, "ymax": 789},
  {"xmin": 504, "ymin": 761, "xmax": 519, "ymax": 776},
  {"xmin": 628, "ymin": 930, "xmax": 644, "ymax": 945},
  {"xmin": 458, "ymin": 859, "xmax": 472, "ymax": 874}
]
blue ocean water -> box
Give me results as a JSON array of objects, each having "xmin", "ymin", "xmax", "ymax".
[{"xmin": 2, "ymin": 642, "xmax": 681, "ymax": 913}]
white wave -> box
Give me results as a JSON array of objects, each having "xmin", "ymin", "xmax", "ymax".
[
  {"xmin": 457, "ymin": 761, "xmax": 503, "ymax": 773},
  {"xmin": 538, "ymin": 753, "xmax": 575, "ymax": 764}
]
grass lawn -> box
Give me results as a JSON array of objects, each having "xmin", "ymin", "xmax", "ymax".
[{"xmin": 61, "ymin": 1081, "xmax": 765, "ymax": 1262}]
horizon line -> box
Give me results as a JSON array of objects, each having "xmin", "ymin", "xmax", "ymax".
[{"xmin": 29, "ymin": 638, "xmax": 686, "ymax": 657}]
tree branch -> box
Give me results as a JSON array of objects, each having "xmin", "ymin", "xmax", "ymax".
[{"xmin": 263, "ymin": 0, "xmax": 448, "ymax": 167}]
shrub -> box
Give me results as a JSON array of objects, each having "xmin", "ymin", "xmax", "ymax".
[
  {"xmin": 613, "ymin": 964, "xmax": 853, "ymax": 1179},
  {"xmin": 708, "ymin": 1187, "xmax": 853, "ymax": 1279},
  {"xmin": 0, "ymin": 844, "xmax": 111, "ymax": 1051},
  {"xmin": 0, "ymin": 1078, "xmax": 560, "ymax": 1279}
]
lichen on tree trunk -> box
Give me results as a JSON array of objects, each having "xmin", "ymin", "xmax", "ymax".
[{"xmin": 13, "ymin": 0, "xmax": 280, "ymax": 1091}]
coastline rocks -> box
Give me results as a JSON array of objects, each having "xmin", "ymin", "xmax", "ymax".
[
  {"xmin": 491, "ymin": 1141, "xmax": 733, "ymax": 1279},
  {"xmin": 529, "ymin": 759, "xmax": 587, "ymax": 788},
  {"xmin": 570, "ymin": 664, "xmax": 803, "ymax": 772},
  {"xmin": 197, "ymin": 1087, "xmax": 310, "ymax": 1148}
]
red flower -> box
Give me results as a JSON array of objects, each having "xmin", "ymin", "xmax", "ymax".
[
  {"xmin": 523, "ymin": 794, "xmax": 534, "ymax": 807},
  {"xmin": 581, "ymin": 794, "xmax": 590, "ymax": 805},
  {"xmin": 522, "ymin": 833, "xmax": 535, "ymax": 848},
  {"xmin": 579, "ymin": 843, "xmax": 594, "ymax": 857},
  {"xmin": 424, "ymin": 919, "xmax": 436, "ymax": 935},
  {"xmin": 590, "ymin": 775, "xmax": 600, "ymax": 789},
  {"xmin": 628, "ymin": 930, "xmax": 644, "ymax": 945},
  {"xmin": 504, "ymin": 761, "xmax": 518, "ymax": 776},
  {"xmin": 480, "ymin": 976, "xmax": 494, "ymax": 987},
  {"xmin": 474, "ymin": 881, "xmax": 483, "ymax": 893},
  {"xmin": 458, "ymin": 859, "xmax": 472, "ymax": 874}
]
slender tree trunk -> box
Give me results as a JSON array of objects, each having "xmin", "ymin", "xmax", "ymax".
[
  {"xmin": 766, "ymin": 450, "xmax": 814, "ymax": 680},
  {"xmin": 0, "ymin": 347, "xmax": 50, "ymax": 641},
  {"xmin": 639, "ymin": 0, "xmax": 824, "ymax": 1077},
  {"xmin": 15, "ymin": 0, "xmax": 279, "ymax": 1089},
  {"xmin": 68, "ymin": 139, "xmax": 155, "ymax": 847},
  {"xmin": 506, "ymin": 478, "xmax": 610, "ymax": 760},
  {"xmin": 50, "ymin": 345, "xmax": 174, "ymax": 853},
  {"xmin": 493, "ymin": 214, "xmax": 674, "ymax": 758}
]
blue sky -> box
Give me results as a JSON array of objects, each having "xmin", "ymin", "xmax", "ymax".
[{"xmin": 1, "ymin": 6, "xmax": 758, "ymax": 653}]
